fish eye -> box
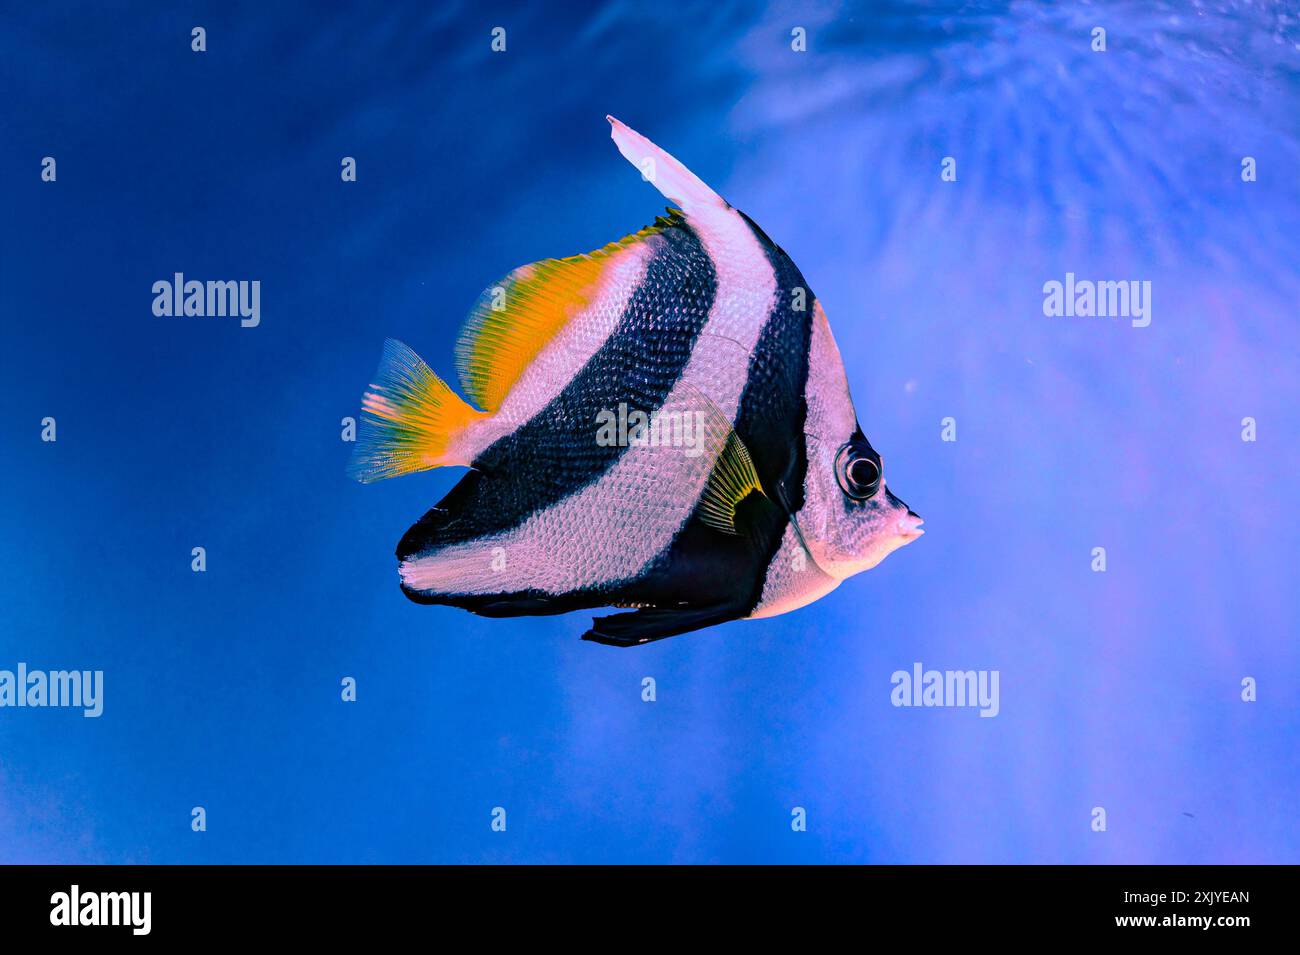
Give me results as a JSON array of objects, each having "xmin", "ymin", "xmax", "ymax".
[{"xmin": 835, "ymin": 443, "xmax": 881, "ymax": 500}]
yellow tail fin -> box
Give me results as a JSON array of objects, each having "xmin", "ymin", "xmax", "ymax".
[{"xmin": 348, "ymin": 339, "xmax": 487, "ymax": 483}]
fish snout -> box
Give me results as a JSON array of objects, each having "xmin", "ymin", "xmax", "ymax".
[
  {"xmin": 883, "ymin": 486, "xmax": 923, "ymax": 540},
  {"xmin": 896, "ymin": 510, "xmax": 925, "ymax": 541}
]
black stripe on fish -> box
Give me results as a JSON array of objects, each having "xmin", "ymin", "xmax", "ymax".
[
  {"xmin": 563, "ymin": 211, "xmax": 819, "ymax": 640},
  {"xmin": 396, "ymin": 216, "xmax": 718, "ymax": 563},
  {"xmin": 732, "ymin": 211, "xmax": 814, "ymax": 520}
]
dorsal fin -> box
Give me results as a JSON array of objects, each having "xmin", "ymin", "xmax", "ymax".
[
  {"xmin": 455, "ymin": 119, "xmax": 721, "ymax": 416},
  {"xmin": 454, "ymin": 216, "xmax": 679, "ymax": 413},
  {"xmin": 607, "ymin": 116, "xmax": 728, "ymax": 214}
]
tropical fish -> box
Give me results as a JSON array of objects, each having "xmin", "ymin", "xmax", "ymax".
[{"xmin": 349, "ymin": 117, "xmax": 923, "ymax": 646}]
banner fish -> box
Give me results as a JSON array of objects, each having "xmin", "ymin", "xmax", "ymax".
[{"xmin": 349, "ymin": 117, "xmax": 923, "ymax": 646}]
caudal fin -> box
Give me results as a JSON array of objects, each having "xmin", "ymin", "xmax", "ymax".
[{"xmin": 348, "ymin": 339, "xmax": 487, "ymax": 483}]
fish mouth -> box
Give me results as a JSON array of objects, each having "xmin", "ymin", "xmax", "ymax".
[{"xmin": 897, "ymin": 510, "xmax": 925, "ymax": 541}]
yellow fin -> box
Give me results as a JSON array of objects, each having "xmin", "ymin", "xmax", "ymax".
[
  {"xmin": 698, "ymin": 430, "xmax": 766, "ymax": 536},
  {"xmin": 348, "ymin": 339, "xmax": 488, "ymax": 483},
  {"xmin": 681, "ymin": 388, "xmax": 767, "ymax": 536},
  {"xmin": 454, "ymin": 216, "xmax": 679, "ymax": 413}
]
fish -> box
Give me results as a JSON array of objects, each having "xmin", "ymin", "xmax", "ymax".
[{"xmin": 348, "ymin": 116, "xmax": 923, "ymax": 646}]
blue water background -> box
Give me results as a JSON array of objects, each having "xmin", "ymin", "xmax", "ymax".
[{"xmin": 2, "ymin": 1, "xmax": 1297, "ymax": 863}]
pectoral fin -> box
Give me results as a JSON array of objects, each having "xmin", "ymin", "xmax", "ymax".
[
  {"xmin": 698, "ymin": 430, "xmax": 766, "ymax": 536},
  {"xmin": 679, "ymin": 383, "xmax": 779, "ymax": 538}
]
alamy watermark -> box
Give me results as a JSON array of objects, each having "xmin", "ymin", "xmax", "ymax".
[
  {"xmin": 595, "ymin": 402, "xmax": 707, "ymax": 457},
  {"xmin": 0, "ymin": 663, "xmax": 103, "ymax": 717},
  {"xmin": 891, "ymin": 662, "xmax": 999, "ymax": 717},
  {"xmin": 1043, "ymin": 272, "xmax": 1151, "ymax": 327},
  {"xmin": 50, "ymin": 885, "xmax": 150, "ymax": 935},
  {"xmin": 152, "ymin": 273, "xmax": 260, "ymax": 328}
]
